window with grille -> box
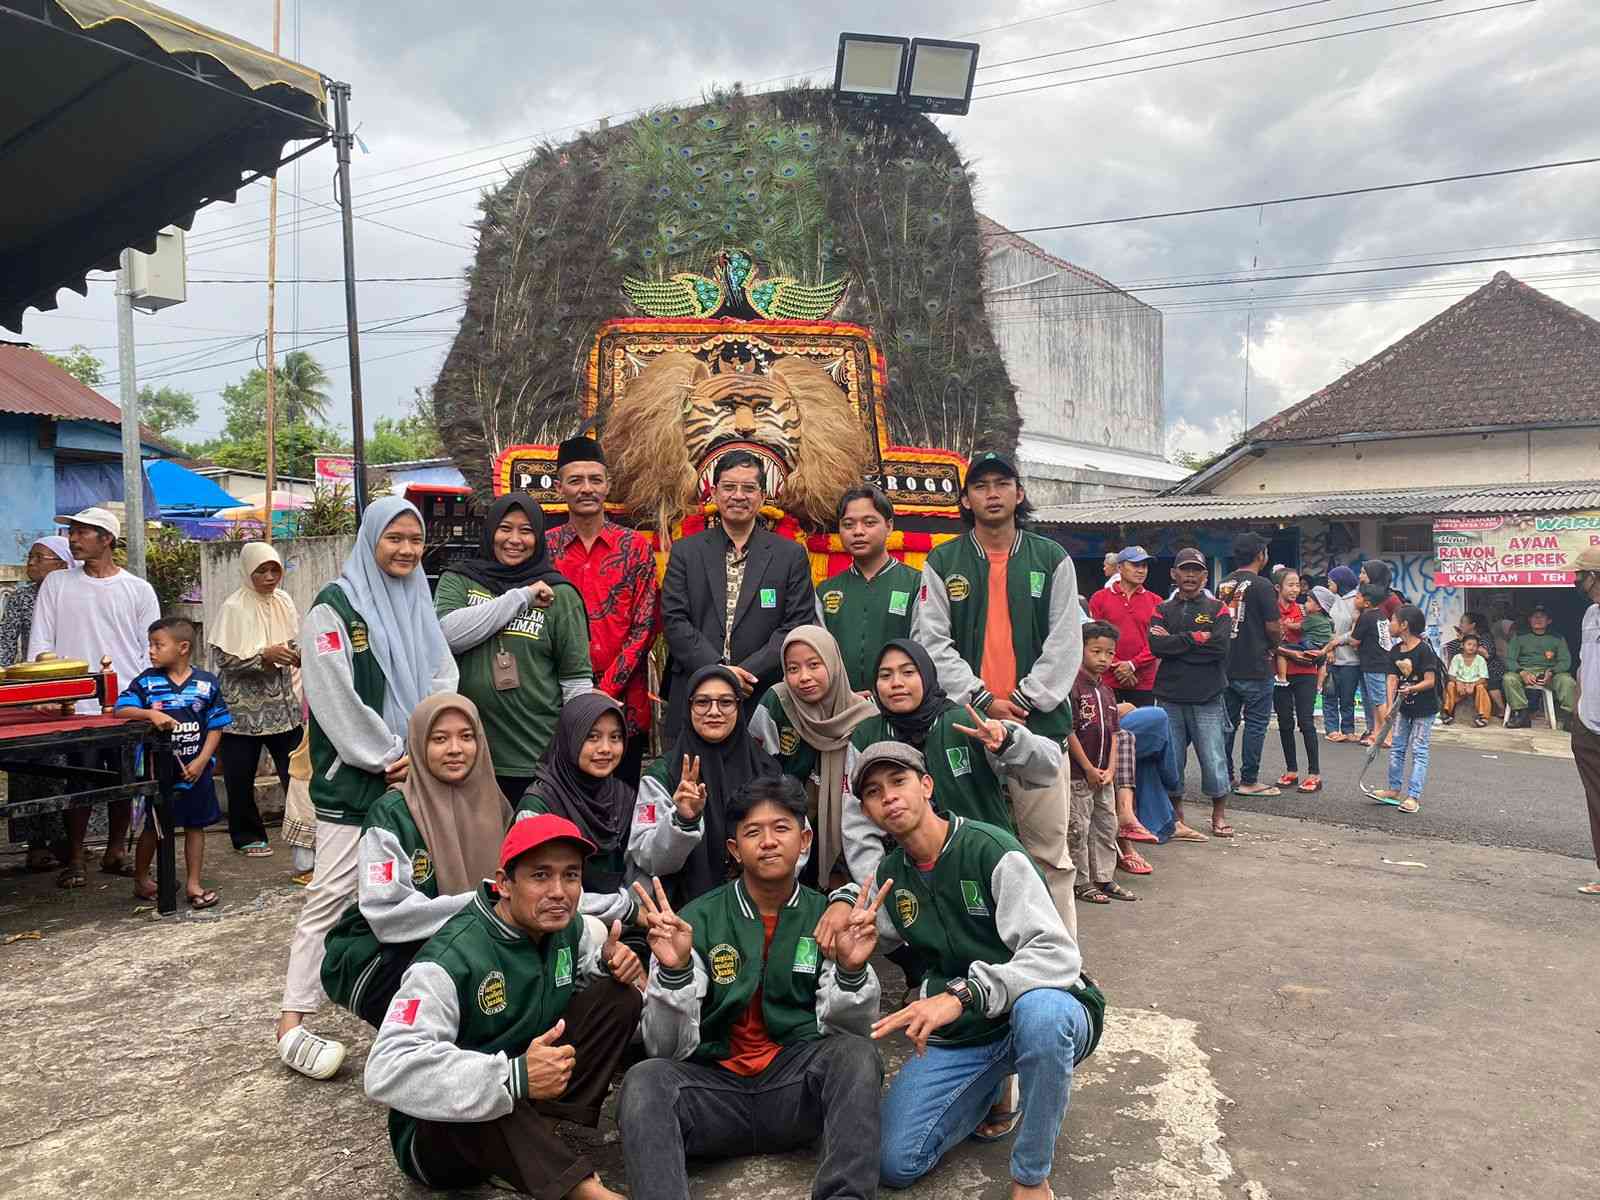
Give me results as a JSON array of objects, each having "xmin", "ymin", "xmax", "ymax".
[{"xmin": 1380, "ymin": 522, "xmax": 1434, "ymax": 554}]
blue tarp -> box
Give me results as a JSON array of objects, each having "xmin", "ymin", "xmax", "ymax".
[{"xmin": 145, "ymin": 459, "xmax": 242, "ymax": 515}]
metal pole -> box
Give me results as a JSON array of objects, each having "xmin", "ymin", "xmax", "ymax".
[
  {"xmin": 263, "ymin": 0, "xmax": 282, "ymax": 543},
  {"xmin": 332, "ymin": 81, "xmax": 367, "ymax": 516},
  {"xmin": 115, "ymin": 251, "xmax": 146, "ymax": 576}
]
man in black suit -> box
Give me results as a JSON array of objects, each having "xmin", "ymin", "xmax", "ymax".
[{"xmin": 661, "ymin": 450, "xmax": 815, "ymax": 738}]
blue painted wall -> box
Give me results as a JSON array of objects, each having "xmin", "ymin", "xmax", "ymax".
[{"xmin": 0, "ymin": 413, "xmax": 59, "ymax": 564}]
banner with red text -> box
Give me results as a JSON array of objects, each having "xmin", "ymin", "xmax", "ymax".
[{"xmin": 1433, "ymin": 511, "xmax": 1600, "ymax": 587}]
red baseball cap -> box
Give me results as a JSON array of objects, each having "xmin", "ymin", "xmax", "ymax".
[{"xmin": 498, "ymin": 814, "xmax": 596, "ymax": 872}]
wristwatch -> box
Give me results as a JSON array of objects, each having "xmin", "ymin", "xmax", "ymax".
[{"xmin": 945, "ymin": 978, "xmax": 977, "ymax": 1012}]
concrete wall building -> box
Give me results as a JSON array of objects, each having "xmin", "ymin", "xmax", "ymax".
[{"xmin": 978, "ymin": 214, "xmax": 1186, "ymax": 503}]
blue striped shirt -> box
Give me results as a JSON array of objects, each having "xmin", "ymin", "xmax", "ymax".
[{"xmin": 116, "ymin": 667, "xmax": 232, "ymax": 789}]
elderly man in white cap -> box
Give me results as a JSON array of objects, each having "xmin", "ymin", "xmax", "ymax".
[{"xmin": 27, "ymin": 507, "xmax": 160, "ymax": 888}]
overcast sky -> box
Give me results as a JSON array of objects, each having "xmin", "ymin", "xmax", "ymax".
[{"xmin": 18, "ymin": 0, "xmax": 1600, "ymax": 461}]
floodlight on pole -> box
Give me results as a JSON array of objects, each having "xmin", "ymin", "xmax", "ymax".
[
  {"xmin": 833, "ymin": 33, "xmax": 909, "ymax": 109},
  {"xmin": 904, "ymin": 39, "xmax": 980, "ymax": 116}
]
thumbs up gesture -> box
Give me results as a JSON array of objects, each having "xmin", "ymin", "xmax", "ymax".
[
  {"xmin": 604, "ymin": 918, "xmax": 645, "ymax": 990},
  {"xmin": 523, "ymin": 1019, "xmax": 575, "ymax": 1100}
]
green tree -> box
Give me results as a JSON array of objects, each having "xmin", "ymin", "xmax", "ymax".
[
  {"xmin": 210, "ymin": 422, "xmax": 345, "ymax": 479},
  {"xmin": 367, "ymin": 389, "xmax": 444, "ymax": 464},
  {"xmin": 276, "ymin": 349, "xmax": 332, "ymax": 425},
  {"xmin": 44, "ymin": 345, "xmax": 105, "ymax": 387},
  {"xmin": 138, "ymin": 384, "xmax": 198, "ymax": 437},
  {"xmin": 1170, "ymin": 449, "xmax": 1223, "ymax": 473}
]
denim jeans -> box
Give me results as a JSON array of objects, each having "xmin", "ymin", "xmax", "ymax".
[
  {"xmin": 1158, "ymin": 698, "xmax": 1230, "ymax": 799},
  {"xmin": 879, "ymin": 988, "xmax": 1091, "ymax": 1189},
  {"xmin": 620, "ymin": 1035, "xmax": 882, "ymax": 1200},
  {"xmin": 1326, "ymin": 665, "xmax": 1363, "ymax": 736},
  {"xmin": 1386, "ymin": 712, "xmax": 1435, "ymax": 800},
  {"xmin": 1361, "ymin": 671, "xmax": 1390, "ymax": 738},
  {"xmin": 1222, "ymin": 678, "xmax": 1275, "ymax": 787}
]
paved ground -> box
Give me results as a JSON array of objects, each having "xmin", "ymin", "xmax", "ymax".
[{"xmin": 1, "ymin": 735, "xmax": 1596, "ymax": 1199}]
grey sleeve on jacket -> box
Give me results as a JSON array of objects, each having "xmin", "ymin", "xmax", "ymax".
[
  {"xmin": 364, "ymin": 960, "xmax": 521, "ymax": 1119},
  {"xmin": 579, "ymin": 887, "xmax": 637, "ymax": 925},
  {"xmin": 438, "ymin": 588, "xmax": 531, "ymax": 653},
  {"xmin": 1015, "ymin": 559, "xmax": 1083, "ymax": 717},
  {"xmin": 984, "ymin": 721, "xmax": 1063, "ymax": 788},
  {"xmin": 914, "ymin": 565, "xmax": 983, "ymax": 704},
  {"xmin": 841, "ymin": 756, "xmax": 888, "ymax": 889},
  {"xmin": 358, "ymin": 827, "xmax": 475, "ymax": 943},
  {"xmin": 301, "ymin": 603, "xmax": 405, "ymax": 772},
  {"xmin": 576, "ymin": 914, "xmax": 612, "ymax": 983},
  {"xmin": 627, "ymin": 774, "xmax": 704, "ymax": 877},
  {"xmin": 967, "ymin": 850, "xmax": 1082, "ymax": 1018},
  {"xmin": 815, "ymin": 960, "xmax": 880, "ymax": 1037},
  {"xmin": 641, "ymin": 951, "xmax": 709, "ymax": 1061},
  {"xmin": 748, "ymin": 704, "xmax": 781, "ymax": 754},
  {"xmin": 560, "ymin": 677, "xmax": 593, "ymax": 704}
]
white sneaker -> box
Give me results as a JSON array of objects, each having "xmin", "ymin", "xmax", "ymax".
[{"xmin": 277, "ymin": 1024, "xmax": 347, "ymax": 1080}]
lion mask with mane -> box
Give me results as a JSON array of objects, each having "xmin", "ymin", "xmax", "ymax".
[{"xmin": 603, "ymin": 351, "xmax": 875, "ymax": 534}]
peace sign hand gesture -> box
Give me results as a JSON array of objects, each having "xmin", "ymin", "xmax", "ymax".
[
  {"xmin": 831, "ymin": 878, "xmax": 891, "ymax": 974},
  {"xmin": 632, "ymin": 877, "xmax": 695, "ymax": 971},
  {"xmin": 952, "ymin": 702, "xmax": 1008, "ymax": 753},
  {"xmin": 672, "ymin": 755, "xmax": 707, "ymax": 822}
]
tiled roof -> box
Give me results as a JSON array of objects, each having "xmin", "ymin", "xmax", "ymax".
[
  {"xmin": 1034, "ymin": 480, "xmax": 1600, "ymax": 528},
  {"xmin": 976, "ymin": 214, "xmax": 1150, "ymax": 307},
  {"xmin": 1249, "ymin": 272, "xmax": 1600, "ymax": 442},
  {"xmin": 0, "ymin": 343, "xmax": 121, "ymax": 422}
]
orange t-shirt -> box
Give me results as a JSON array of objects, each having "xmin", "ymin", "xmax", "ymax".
[
  {"xmin": 718, "ymin": 913, "xmax": 782, "ymax": 1077},
  {"xmin": 980, "ymin": 550, "xmax": 1018, "ymax": 702}
]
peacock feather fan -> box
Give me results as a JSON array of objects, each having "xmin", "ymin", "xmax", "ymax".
[{"xmin": 434, "ymin": 85, "xmax": 1017, "ymax": 492}]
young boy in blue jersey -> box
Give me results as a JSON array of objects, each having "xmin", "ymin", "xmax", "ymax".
[{"xmin": 117, "ymin": 617, "xmax": 232, "ymax": 909}]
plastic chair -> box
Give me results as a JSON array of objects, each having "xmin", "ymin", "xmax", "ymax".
[{"xmin": 1503, "ymin": 684, "xmax": 1559, "ymax": 729}]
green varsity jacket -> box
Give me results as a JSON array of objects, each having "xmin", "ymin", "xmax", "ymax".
[
  {"xmin": 307, "ymin": 584, "xmax": 391, "ymax": 826},
  {"xmin": 817, "ymin": 558, "xmax": 922, "ymax": 692}
]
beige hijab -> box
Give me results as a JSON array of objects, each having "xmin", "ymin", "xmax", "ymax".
[
  {"xmin": 772, "ymin": 625, "xmax": 877, "ymax": 882},
  {"xmin": 400, "ymin": 693, "xmax": 512, "ymax": 895},
  {"xmin": 212, "ymin": 542, "xmax": 299, "ymax": 659}
]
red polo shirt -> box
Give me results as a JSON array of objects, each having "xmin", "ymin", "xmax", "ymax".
[
  {"xmin": 1088, "ymin": 580, "xmax": 1161, "ymax": 692},
  {"xmin": 549, "ymin": 520, "xmax": 660, "ymax": 736}
]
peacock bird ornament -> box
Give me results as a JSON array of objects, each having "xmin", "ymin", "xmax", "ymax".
[{"xmin": 623, "ymin": 248, "xmax": 849, "ymax": 320}]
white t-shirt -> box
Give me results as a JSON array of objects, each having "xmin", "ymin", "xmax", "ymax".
[
  {"xmin": 27, "ymin": 567, "xmax": 161, "ymax": 714},
  {"xmin": 1579, "ymin": 603, "xmax": 1600, "ymax": 735}
]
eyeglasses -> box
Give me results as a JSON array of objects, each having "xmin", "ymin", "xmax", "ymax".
[{"xmin": 691, "ymin": 696, "xmax": 739, "ymax": 713}]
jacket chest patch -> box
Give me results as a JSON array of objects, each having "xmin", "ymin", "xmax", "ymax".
[
  {"xmin": 888, "ymin": 589, "xmax": 910, "ymax": 616},
  {"xmin": 779, "ymin": 728, "xmax": 801, "ymax": 756},
  {"xmin": 349, "ymin": 623, "xmax": 370, "ymax": 653},
  {"xmin": 1029, "ymin": 570, "xmax": 1046, "ymax": 598},
  {"xmin": 946, "ymin": 574, "xmax": 971, "ymax": 602},
  {"xmin": 709, "ymin": 943, "xmax": 742, "ymax": 985},
  {"xmin": 411, "ymin": 849, "xmax": 433, "ymax": 886},
  {"xmin": 893, "ymin": 889, "xmax": 920, "ymax": 928},
  {"xmin": 759, "ymin": 587, "xmax": 778, "ymax": 609},
  {"xmin": 477, "ymin": 970, "xmax": 508, "ymax": 1015},
  {"xmin": 793, "ymin": 936, "xmax": 819, "ymax": 975},
  {"xmin": 554, "ymin": 946, "xmax": 574, "ymax": 988},
  {"xmin": 961, "ymin": 880, "xmax": 990, "ymax": 917},
  {"xmin": 946, "ymin": 746, "xmax": 972, "ymax": 777},
  {"xmin": 822, "ymin": 589, "xmax": 844, "ymax": 615}
]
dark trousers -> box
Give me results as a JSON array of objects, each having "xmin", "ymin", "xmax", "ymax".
[
  {"xmin": 1273, "ymin": 675, "xmax": 1321, "ymax": 774},
  {"xmin": 1115, "ymin": 688, "xmax": 1156, "ymax": 708},
  {"xmin": 1223, "ymin": 678, "xmax": 1275, "ymax": 787},
  {"xmin": 619, "ymin": 1034, "xmax": 883, "ymax": 1200},
  {"xmin": 218, "ymin": 728, "xmax": 301, "ymax": 849},
  {"xmin": 1574, "ymin": 718, "xmax": 1600, "ymax": 870},
  {"xmin": 353, "ymin": 942, "xmax": 422, "ymax": 1028},
  {"xmin": 410, "ymin": 977, "xmax": 643, "ymax": 1198}
]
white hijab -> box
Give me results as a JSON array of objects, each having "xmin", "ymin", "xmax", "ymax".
[
  {"xmin": 212, "ymin": 542, "xmax": 299, "ymax": 659},
  {"xmin": 335, "ymin": 496, "xmax": 451, "ymax": 736}
]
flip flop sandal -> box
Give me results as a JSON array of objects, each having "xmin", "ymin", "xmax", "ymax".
[
  {"xmin": 1117, "ymin": 821, "xmax": 1160, "ymax": 844},
  {"xmin": 289, "ymin": 870, "xmax": 314, "ymax": 887},
  {"xmin": 1118, "ymin": 852, "xmax": 1154, "ymax": 875},
  {"xmin": 1210, "ymin": 823, "xmax": 1236, "ymax": 838},
  {"xmin": 1074, "ymin": 883, "xmax": 1111, "ymax": 904},
  {"xmin": 133, "ymin": 883, "xmax": 158, "ymax": 902},
  {"xmin": 1099, "ymin": 881, "xmax": 1139, "ymax": 901},
  {"xmin": 1234, "ymin": 784, "xmax": 1282, "ymax": 797},
  {"xmin": 1171, "ymin": 827, "xmax": 1210, "ymax": 843},
  {"xmin": 1326, "ymin": 733, "xmax": 1348, "ymax": 743},
  {"xmin": 1277, "ymin": 773, "xmax": 1299, "ymax": 787},
  {"xmin": 187, "ymin": 890, "xmax": 220, "ymax": 910},
  {"xmin": 1473, "ymin": 717, "xmax": 1488, "ymax": 728},
  {"xmin": 1577, "ymin": 883, "xmax": 1600, "ymax": 895},
  {"xmin": 1358, "ymin": 736, "xmax": 1376, "ymax": 747},
  {"xmin": 1397, "ymin": 799, "xmax": 1419, "ymax": 814},
  {"xmin": 57, "ymin": 864, "xmax": 87, "ymax": 889},
  {"xmin": 1298, "ymin": 776, "xmax": 1323, "ymax": 793},
  {"xmin": 971, "ymin": 1106, "xmax": 1024, "ymax": 1142},
  {"xmin": 1371, "ymin": 792, "xmax": 1402, "ymax": 807},
  {"xmin": 99, "ymin": 857, "xmax": 136, "ymax": 878},
  {"xmin": 237, "ymin": 843, "xmax": 275, "ymax": 858}
]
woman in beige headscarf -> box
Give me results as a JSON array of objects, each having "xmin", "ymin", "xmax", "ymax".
[
  {"xmin": 211, "ymin": 542, "xmax": 302, "ymax": 857},
  {"xmin": 749, "ymin": 625, "xmax": 876, "ymax": 887},
  {"xmin": 320, "ymin": 692, "xmax": 511, "ymax": 1027}
]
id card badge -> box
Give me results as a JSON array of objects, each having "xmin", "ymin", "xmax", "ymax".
[{"xmin": 492, "ymin": 647, "xmax": 521, "ymax": 691}]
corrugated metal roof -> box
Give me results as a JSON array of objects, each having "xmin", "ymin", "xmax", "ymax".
[
  {"xmin": 1035, "ymin": 481, "xmax": 1600, "ymax": 527},
  {"xmin": 0, "ymin": 343, "xmax": 122, "ymax": 422}
]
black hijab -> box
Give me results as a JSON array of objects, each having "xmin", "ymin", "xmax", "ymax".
[
  {"xmin": 530, "ymin": 692, "xmax": 632, "ymax": 859},
  {"xmin": 665, "ymin": 664, "xmax": 781, "ymax": 901},
  {"xmin": 874, "ymin": 638, "xmax": 951, "ymax": 746},
  {"xmin": 453, "ymin": 493, "xmax": 570, "ymax": 596}
]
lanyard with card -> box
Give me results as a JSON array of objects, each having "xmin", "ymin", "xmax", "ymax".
[{"xmin": 492, "ymin": 637, "xmax": 521, "ymax": 691}]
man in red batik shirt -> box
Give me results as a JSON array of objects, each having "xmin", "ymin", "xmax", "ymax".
[{"xmin": 550, "ymin": 436, "xmax": 660, "ymax": 787}]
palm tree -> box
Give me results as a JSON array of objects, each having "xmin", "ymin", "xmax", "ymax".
[{"xmin": 274, "ymin": 350, "xmax": 332, "ymax": 425}]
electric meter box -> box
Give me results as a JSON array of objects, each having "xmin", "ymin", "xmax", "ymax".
[{"xmin": 129, "ymin": 227, "xmax": 187, "ymax": 312}]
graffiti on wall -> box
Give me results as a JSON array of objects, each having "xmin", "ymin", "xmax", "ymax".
[{"xmin": 1298, "ymin": 523, "xmax": 1463, "ymax": 650}]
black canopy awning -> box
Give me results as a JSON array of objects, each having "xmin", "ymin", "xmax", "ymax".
[{"xmin": 0, "ymin": 0, "xmax": 331, "ymax": 331}]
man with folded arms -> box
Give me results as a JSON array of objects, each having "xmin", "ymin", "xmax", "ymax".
[
  {"xmin": 619, "ymin": 774, "xmax": 884, "ymax": 1200},
  {"xmin": 364, "ymin": 814, "xmax": 644, "ymax": 1200}
]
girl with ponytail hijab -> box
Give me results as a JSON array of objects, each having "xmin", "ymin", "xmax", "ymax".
[
  {"xmin": 321, "ymin": 694, "xmax": 511, "ymax": 1027},
  {"xmin": 276, "ymin": 496, "xmax": 458, "ymax": 1081},
  {"xmin": 212, "ymin": 542, "xmax": 304, "ymax": 856},
  {"xmin": 749, "ymin": 625, "xmax": 875, "ymax": 887}
]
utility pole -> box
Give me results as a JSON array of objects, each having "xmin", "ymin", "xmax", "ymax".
[
  {"xmin": 263, "ymin": 0, "xmax": 282, "ymax": 542},
  {"xmin": 115, "ymin": 251, "xmax": 146, "ymax": 576},
  {"xmin": 333, "ymin": 80, "xmax": 368, "ymax": 516}
]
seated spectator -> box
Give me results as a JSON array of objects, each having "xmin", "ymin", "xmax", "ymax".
[
  {"xmin": 1443, "ymin": 612, "xmax": 1505, "ymax": 716},
  {"xmin": 1503, "ymin": 605, "xmax": 1577, "ymax": 728},
  {"xmin": 1119, "ymin": 706, "xmax": 1179, "ymax": 845},
  {"xmin": 1441, "ymin": 634, "xmax": 1493, "ymax": 728}
]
